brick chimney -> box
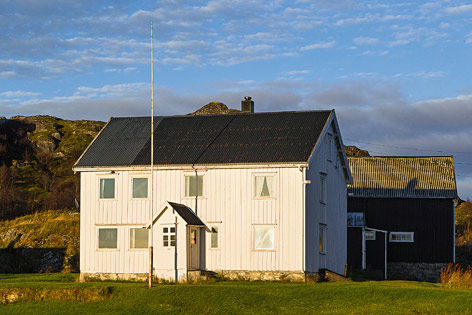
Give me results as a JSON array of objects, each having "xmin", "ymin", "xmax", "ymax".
[{"xmin": 241, "ymin": 96, "xmax": 254, "ymax": 113}]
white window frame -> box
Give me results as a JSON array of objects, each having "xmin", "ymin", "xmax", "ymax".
[
  {"xmin": 389, "ymin": 232, "xmax": 414, "ymax": 243},
  {"xmin": 162, "ymin": 225, "xmax": 176, "ymax": 248},
  {"xmin": 319, "ymin": 224, "xmax": 327, "ymax": 254},
  {"xmin": 97, "ymin": 227, "xmax": 119, "ymax": 251},
  {"xmin": 209, "ymin": 224, "xmax": 220, "ymax": 250},
  {"xmin": 98, "ymin": 176, "xmax": 116, "ymax": 200},
  {"xmin": 184, "ymin": 173, "xmax": 205, "ymax": 198},
  {"xmin": 365, "ymin": 230, "xmax": 376, "ymax": 241},
  {"xmin": 253, "ymin": 225, "xmax": 276, "ymax": 251},
  {"xmin": 320, "ymin": 173, "xmax": 327, "ymax": 204},
  {"xmin": 253, "ymin": 173, "xmax": 277, "ymax": 200},
  {"xmin": 129, "ymin": 227, "xmax": 149, "ymax": 250},
  {"xmin": 130, "ymin": 176, "xmax": 149, "ymax": 200}
]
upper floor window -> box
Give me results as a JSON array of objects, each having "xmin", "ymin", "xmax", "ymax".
[
  {"xmin": 132, "ymin": 178, "xmax": 148, "ymax": 199},
  {"xmin": 100, "ymin": 178, "xmax": 115, "ymax": 199},
  {"xmin": 185, "ymin": 175, "xmax": 203, "ymax": 197},
  {"xmin": 254, "ymin": 175, "xmax": 275, "ymax": 198},
  {"xmin": 320, "ymin": 174, "xmax": 327, "ymax": 204}
]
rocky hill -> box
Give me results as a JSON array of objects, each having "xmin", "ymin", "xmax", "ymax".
[{"xmin": 0, "ymin": 115, "xmax": 104, "ymax": 219}]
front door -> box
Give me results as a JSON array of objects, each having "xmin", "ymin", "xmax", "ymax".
[{"xmin": 188, "ymin": 227, "xmax": 200, "ymax": 270}]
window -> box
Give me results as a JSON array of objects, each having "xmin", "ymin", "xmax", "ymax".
[
  {"xmin": 320, "ymin": 174, "xmax": 327, "ymax": 204},
  {"xmin": 319, "ymin": 224, "xmax": 327, "ymax": 254},
  {"xmin": 132, "ymin": 178, "xmax": 148, "ymax": 198},
  {"xmin": 185, "ymin": 175, "xmax": 203, "ymax": 197},
  {"xmin": 130, "ymin": 228, "xmax": 148, "ymax": 249},
  {"xmin": 326, "ymin": 134, "xmax": 333, "ymax": 162},
  {"xmin": 389, "ymin": 232, "xmax": 414, "ymax": 243},
  {"xmin": 100, "ymin": 178, "xmax": 115, "ymax": 199},
  {"xmin": 254, "ymin": 175, "xmax": 275, "ymax": 198},
  {"xmin": 98, "ymin": 228, "xmax": 117, "ymax": 249},
  {"xmin": 254, "ymin": 226, "xmax": 274, "ymax": 250},
  {"xmin": 163, "ymin": 227, "xmax": 176, "ymax": 247},
  {"xmin": 365, "ymin": 230, "xmax": 376, "ymax": 241},
  {"xmin": 190, "ymin": 229, "xmax": 197, "ymax": 245},
  {"xmin": 210, "ymin": 226, "xmax": 219, "ymax": 249}
]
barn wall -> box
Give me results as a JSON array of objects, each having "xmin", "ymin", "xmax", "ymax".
[
  {"xmin": 348, "ymin": 198, "xmax": 454, "ymax": 263},
  {"xmin": 305, "ymin": 122, "xmax": 348, "ymax": 275},
  {"xmin": 80, "ymin": 166, "xmax": 304, "ymax": 275}
]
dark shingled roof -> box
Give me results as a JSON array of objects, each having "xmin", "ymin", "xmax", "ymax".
[
  {"xmin": 75, "ymin": 110, "xmax": 332, "ymax": 167},
  {"xmin": 348, "ymin": 156, "xmax": 457, "ymax": 199},
  {"xmin": 168, "ymin": 202, "xmax": 205, "ymax": 226}
]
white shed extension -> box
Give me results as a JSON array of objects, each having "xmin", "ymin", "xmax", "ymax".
[{"xmin": 74, "ymin": 106, "xmax": 352, "ymax": 282}]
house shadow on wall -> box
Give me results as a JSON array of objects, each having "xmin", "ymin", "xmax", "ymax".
[{"xmin": 0, "ymin": 241, "xmax": 78, "ymax": 273}]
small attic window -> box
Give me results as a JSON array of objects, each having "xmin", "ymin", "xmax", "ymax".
[{"xmin": 254, "ymin": 175, "xmax": 275, "ymax": 198}]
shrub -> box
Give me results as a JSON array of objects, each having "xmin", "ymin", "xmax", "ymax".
[{"xmin": 440, "ymin": 263, "xmax": 472, "ymax": 288}]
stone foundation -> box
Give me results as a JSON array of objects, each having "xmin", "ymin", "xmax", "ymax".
[
  {"xmin": 388, "ymin": 262, "xmax": 449, "ymax": 282},
  {"xmin": 214, "ymin": 270, "xmax": 318, "ymax": 282},
  {"xmin": 79, "ymin": 272, "xmax": 148, "ymax": 282},
  {"xmin": 80, "ymin": 270, "xmax": 319, "ymax": 283}
]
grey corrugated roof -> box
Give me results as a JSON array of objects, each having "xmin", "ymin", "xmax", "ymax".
[
  {"xmin": 74, "ymin": 110, "xmax": 332, "ymax": 167},
  {"xmin": 168, "ymin": 202, "xmax": 205, "ymax": 226},
  {"xmin": 347, "ymin": 156, "xmax": 457, "ymax": 199}
]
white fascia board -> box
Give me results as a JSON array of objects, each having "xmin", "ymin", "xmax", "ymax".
[{"xmin": 73, "ymin": 162, "xmax": 309, "ymax": 172}]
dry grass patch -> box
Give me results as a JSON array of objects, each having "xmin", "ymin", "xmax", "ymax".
[{"xmin": 440, "ymin": 263, "xmax": 472, "ymax": 288}]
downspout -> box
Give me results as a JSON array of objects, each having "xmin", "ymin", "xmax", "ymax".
[
  {"xmin": 362, "ymin": 226, "xmax": 366, "ymax": 270},
  {"xmin": 300, "ymin": 165, "xmax": 307, "ymax": 279},
  {"xmin": 453, "ymin": 199, "xmax": 456, "ymax": 263}
]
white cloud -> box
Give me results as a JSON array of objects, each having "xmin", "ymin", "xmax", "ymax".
[
  {"xmin": 446, "ymin": 4, "xmax": 472, "ymax": 15},
  {"xmin": 281, "ymin": 70, "xmax": 311, "ymax": 76},
  {"xmin": 300, "ymin": 40, "xmax": 336, "ymax": 51},
  {"xmin": 353, "ymin": 36, "xmax": 380, "ymax": 46}
]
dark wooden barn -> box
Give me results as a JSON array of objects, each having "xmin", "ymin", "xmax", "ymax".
[{"xmin": 347, "ymin": 156, "xmax": 457, "ymax": 281}]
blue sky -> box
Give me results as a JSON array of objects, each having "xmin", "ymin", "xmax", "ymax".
[{"xmin": 1, "ymin": 0, "xmax": 472, "ymax": 199}]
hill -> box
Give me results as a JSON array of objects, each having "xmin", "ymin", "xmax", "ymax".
[{"xmin": 0, "ymin": 115, "xmax": 104, "ymax": 219}]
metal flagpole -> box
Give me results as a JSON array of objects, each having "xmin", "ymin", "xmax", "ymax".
[{"xmin": 149, "ymin": 21, "xmax": 154, "ymax": 289}]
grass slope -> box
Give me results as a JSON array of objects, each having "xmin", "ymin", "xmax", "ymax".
[{"xmin": 2, "ymin": 274, "xmax": 472, "ymax": 314}]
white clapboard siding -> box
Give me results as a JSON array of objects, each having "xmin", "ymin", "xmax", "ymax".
[{"xmin": 80, "ymin": 165, "xmax": 305, "ymax": 274}]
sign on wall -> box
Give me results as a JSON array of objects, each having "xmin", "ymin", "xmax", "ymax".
[{"xmin": 347, "ymin": 212, "xmax": 365, "ymax": 227}]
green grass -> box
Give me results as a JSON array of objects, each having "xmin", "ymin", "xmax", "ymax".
[{"xmin": 1, "ymin": 274, "xmax": 472, "ymax": 314}]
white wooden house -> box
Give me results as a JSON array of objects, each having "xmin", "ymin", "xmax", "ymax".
[{"xmin": 73, "ymin": 100, "xmax": 352, "ymax": 282}]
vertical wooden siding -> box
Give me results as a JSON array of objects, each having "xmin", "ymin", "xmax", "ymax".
[{"xmin": 80, "ymin": 166, "xmax": 304, "ymax": 274}]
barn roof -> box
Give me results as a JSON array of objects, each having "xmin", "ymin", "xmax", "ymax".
[
  {"xmin": 347, "ymin": 156, "xmax": 457, "ymax": 199},
  {"xmin": 74, "ymin": 110, "xmax": 334, "ymax": 167}
]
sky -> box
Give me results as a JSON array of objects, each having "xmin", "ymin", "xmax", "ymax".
[{"xmin": 1, "ymin": 0, "xmax": 472, "ymax": 199}]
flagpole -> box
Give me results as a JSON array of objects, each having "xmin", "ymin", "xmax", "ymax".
[{"xmin": 149, "ymin": 21, "xmax": 154, "ymax": 289}]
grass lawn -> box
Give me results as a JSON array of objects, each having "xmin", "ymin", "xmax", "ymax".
[{"xmin": 1, "ymin": 274, "xmax": 472, "ymax": 314}]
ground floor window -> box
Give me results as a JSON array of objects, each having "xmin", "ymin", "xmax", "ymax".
[
  {"xmin": 210, "ymin": 226, "xmax": 219, "ymax": 249},
  {"xmin": 98, "ymin": 228, "xmax": 117, "ymax": 249},
  {"xmin": 163, "ymin": 226, "xmax": 176, "ymax": 247},
  {"xmin": 254, "ymin": 226, "xmax": 274, "ymax": 250},
  {"xmin": 319, "ymin": 224, "xmax": 327, "ymax": 254},
  {"xmin": 389, "ymin": 232, "xmax": 414, "ymax": 242},
  {"xmin": 130, "ymin": 228, "xmax": 148, "ymax": 249}
]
